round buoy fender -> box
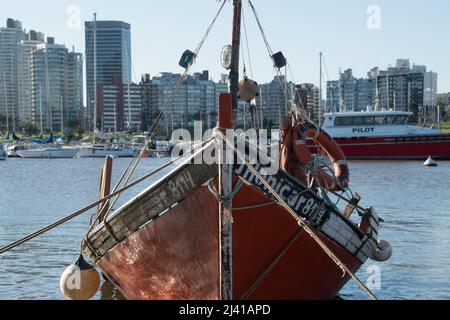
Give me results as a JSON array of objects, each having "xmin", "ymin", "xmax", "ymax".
[
  {"xmin": 60, "ymin": 255, "xmax": 100, "ymax": 300},
  {"xmin": 291, "ymin": 121, "xmax": 349, "ymax": 191}
]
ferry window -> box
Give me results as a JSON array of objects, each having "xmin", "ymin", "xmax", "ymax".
[
  {"xmin": 394, "ymin": 116, "xmax": 407, "ymax": 124},
  {"xmin": 375, "ymin": 116, "xmax": 387, "ymax": 125},
  {"xmin": 387, "ymin": 116, "xmax": 396, "ymax": 125},
  {"xmin": 353, "ymin": 117, "xmax": 364, "ymax": 125},
  {"xmin": 364, "ymin": 117, "xmax": 375, "ymax": 125},
  {"xmin": 335, "ymin": 117, "xmax": 352, "ymax": 126}
]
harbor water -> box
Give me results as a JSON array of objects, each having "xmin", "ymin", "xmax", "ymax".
[{"xmin": 0, "ymin": 158, "xmax": 450, "ymax": 300}]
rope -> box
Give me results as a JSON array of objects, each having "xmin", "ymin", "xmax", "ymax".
[
  {"xmin": 248, "ymin": 0, "xmax": 291, "ymax": 117},
  {"xmin": 215, "ymin": 130, "xmax": 379, "ymax": 300},
  {"xmin": 101, "ymin": 1, "xmax": 227, "ymax": 219},
  {"xmin": 240, "ymin": 228, "xmax": 304, "ymax": 299},
  {"xmin": 232, "ymin": 202, "xmax": 274, "ymax": 211},
  {"xmin": 0, "ymin": 138, "xmax": 217, "ymax": 256}
]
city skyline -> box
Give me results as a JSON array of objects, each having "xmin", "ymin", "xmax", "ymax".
[{"xmin": 0, "ymin": 0, "xmax": 449, "ymax": 93}]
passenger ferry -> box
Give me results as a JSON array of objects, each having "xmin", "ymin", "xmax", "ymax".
[{"xmin": 309, "ymin": 110, "xmax": 450, "ymax": 160}]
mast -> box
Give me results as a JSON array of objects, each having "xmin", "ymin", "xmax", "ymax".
[
  {"xmin": 229, "ymin": 0, "xmax": 242, "ymax": 118},
  {"xmin": 127, "ymin": 83, "xmax": 132, "ymax": 132},
  {"xmin": 93, "ymin": 13, "xmax": 98, "ymax": 144},
  {"xmin": 319, "ymin": 52, "xmax": 323, "ymax": 126},
  {"xmin": 60, "ymin": 96, "xmax": 64, "ymax": 135},
  {"xmin": 386, "ymin": 75, "xmax": 389, "ymax": 110},
  {"xmin": 10, "ymin": 65, "xmax": 16, "ymax": 132},
  {"xmin": 113, "ymin": 101, "xmax": 117, "ymax": 134},
  {"xmin": 218, "ymin": 0, "xmax": 242, "ymax": 302},
  {"xmin": 3, "ymin": 72, "xmax": 9, "ymax": 132},
  {"xmin": 39, "ymin": 85, "xmax": 43, "ymax": 135}
]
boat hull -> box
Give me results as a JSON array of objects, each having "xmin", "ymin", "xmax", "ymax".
[
  {"xmin": 95, "ymin": 183, "xmax": 361, "ymax": 300},
  {"xmin": 16, "ymin": 148, "xmax": 79, "ymax": 159},
  {"xmin": 76, "ymin": 148, "xmax": 135, "ymax": 158},
  {"xmin": 309, "ymin": 134, "xmax": 450, "ymax": 160}
]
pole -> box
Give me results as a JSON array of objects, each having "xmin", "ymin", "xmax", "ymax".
[
  {"xmin": 3, "ymin": 73, "xmax": 9, "ymax": 132},
  {"xmin": 217, "ymin": 93, "xmax": 233, "ymax": 301},
  {"xmin": 113, "ymin": 101, "xmax": 117, "ymax": 134},
  {"xmin": 128, "ymin": 83, "xmax": 132, "ymax": 131},
  {"xmin": 10, "ymin": 65, "xmax": 16, "ymax": 132},
  {"xmin": 229, "ymin": 0, "xmax": 242, "ymax": 119},
  {"xmin": 93, "ymin": 13, "xmax": 98, "ymax": 144},
  {"xmin": 319, "ymin": 52, "xmax": 323, "ymax": 126},
  {"xmin": 39, "ymin": 85, "xmax": 43, "ymax": 136},
  {"xmin": 60, "ymin": 96, "xmax": 64, "ymax": 135}
]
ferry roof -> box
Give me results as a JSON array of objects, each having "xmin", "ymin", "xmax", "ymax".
[{"xmin": 324, "ymin": 110, "xmax": 413, "ymax": 117}]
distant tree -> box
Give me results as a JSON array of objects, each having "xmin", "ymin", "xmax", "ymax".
[
  {"xmin": 409, "ymin": 102, "xmax": 419, "ymax": 122},
  {"xmin": 20, "ymin": 122, "xmax": 39, "ymax": 136},
  {"xmin": 0, "ymin": 115, "xmax": 6, "ymax": 132}
]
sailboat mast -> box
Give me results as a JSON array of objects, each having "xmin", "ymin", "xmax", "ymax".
[
  {"xmin": 60, "ymin": 96, "xmax": 64, "ymax": 135},
  {"xmin": 39, "ymin": 84, "xmax": 43, "ymax": 135},
  {"xmin": 229, "ymin": 0, "xmax": 242, "ymax": 120},
  {"xmin": 3, "ymin": 72, "xmax": 9, "ymax": 132},
  {"xmin": 93, "ymin": 13, "xmax": 98, "ymax": 144},
  {"xmin": 319, "ymin": 52, "xmax": 323, "ymax": 126}
]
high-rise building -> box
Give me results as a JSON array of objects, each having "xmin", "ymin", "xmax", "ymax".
[
  {"xmin": 0, "ymin": 19, "xmax": 26, "ymax": 131},
  {"xmin": 256, "ymin": 76, "xmax": 293, "ymax": 128},
  {"xmin": 66, "ymin": 50, "xmax": 84, "ymax": 125},
  {"xmin": 30, "ymin": 39, "xmax": 84, "ymax": 132},
  {"xmin": 85, "ymin": 20, "xmax": 132, "ymax": 130},
  {"xmin": 17, "ymin": 30, "xmax": 45, "ymax": 125},
  {"xmin": 140, "ymin": 71, "xmax": 228, "ymax": 136},
  {"xmin": 327, "ymin": 60, "xmax": 438, "ymax": 115},
  {"xmin": 97, "ymin": 77, "xmax": 142, "ymax": 133},
  {"xmin": 295, "ymin": 83, "xmax": 320, "ymax": 122},
  {"xmin": 437, "ymin": 93, "xmax": 450, "ymax": 106}
]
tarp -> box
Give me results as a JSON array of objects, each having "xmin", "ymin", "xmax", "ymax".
[{"xmin": 32, "ymin": 132, "xmax": 54, "ymax": 144}]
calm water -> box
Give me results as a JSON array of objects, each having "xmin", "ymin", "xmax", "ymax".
[{"xmin": 1, "ymin": 158, "xmax": 450, "ymax": 300}]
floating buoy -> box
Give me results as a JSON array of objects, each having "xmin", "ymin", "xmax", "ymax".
[
  {"xmin": 238, "ymin": 78, "xmax": 259, "ymax": 103},
  {"xmin": 372, "ymin": 240, "xmax": 393, "ymax": 262},
  {"xmin": 60, "ymin": 255, "xmax": 100, "ymax": 300},
  {"xmin": 423, "ymin": 156, "xmax": 438, "ymax": 167}
]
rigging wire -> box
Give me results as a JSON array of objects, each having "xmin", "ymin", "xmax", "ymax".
[
  {"xmin": 215, "ymin": 130, "xmax": 379, "ymax": 301},
  {"xmin": 100, "ymin": 0, "xmax": 227, "ymax": 219}
]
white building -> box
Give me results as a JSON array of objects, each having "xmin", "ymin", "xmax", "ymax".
[
  {"xmin": 17, "ymin": 31, "xmax": 45, "ymax": 125},
  {"xmin": 0, "ymin": 19, "xmax": 26, "ymax": 131},
  {"xmin": 423, "ymin": 71, "xmax": 438, "ymax": 107}
]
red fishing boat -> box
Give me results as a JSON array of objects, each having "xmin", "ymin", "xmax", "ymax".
[{"xmin": 81, "ymin": 0, "xmax": 392, "ymax": 300}]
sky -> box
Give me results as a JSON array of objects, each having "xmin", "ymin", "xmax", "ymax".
[{"xmin": 1, "ymin": 0, "xmax": 449, "ymax": 92}]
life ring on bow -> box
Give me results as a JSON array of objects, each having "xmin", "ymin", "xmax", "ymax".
[{"xmin": 291, "ymin": 121, "xmax": 349, "ymax": 191}]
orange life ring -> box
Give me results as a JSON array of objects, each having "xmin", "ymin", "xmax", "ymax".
[{"xmin": 291, "ymin": 121, "xmax": 349, "ymax": 191}]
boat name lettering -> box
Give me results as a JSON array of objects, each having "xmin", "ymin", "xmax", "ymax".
[
  {"xmin": 167, "ymin": 172, "xmax": 196, "ymax": 198},
  {"xmin": 235, "ymin": 164, "xmax": 323, "ymax": 219},
  {"xmin": 353, "ymin": 128, "xmax": 375, "ymax": 133}
]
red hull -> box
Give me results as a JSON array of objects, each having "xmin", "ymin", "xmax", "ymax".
[
  {"xmin": 97, "ymin": 182, "xmax": 361, "ymax": 300},
  {"xmin": 309, "ymin": 134, "xmax": 450, "ymax": 160}
]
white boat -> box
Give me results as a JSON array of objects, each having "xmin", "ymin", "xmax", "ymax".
[
  {"xmin": 76, "ymin": 145, "xmax": 135, "ymax": 158},
  {"xmin": 315, "ymin": 109, "xmax": 450, "ymax": 160},
  {"xmin": 16, "ymin": 146, "xmax": 80, "ymax": 159},
  {"xmin": 0, "ymin": 147, "xmax": 6, "ymax": 161}
]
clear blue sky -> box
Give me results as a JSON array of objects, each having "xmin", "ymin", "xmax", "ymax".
[{"xmin": 2, "ymin": 0, "xmax": 449, "ymax": 92}]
